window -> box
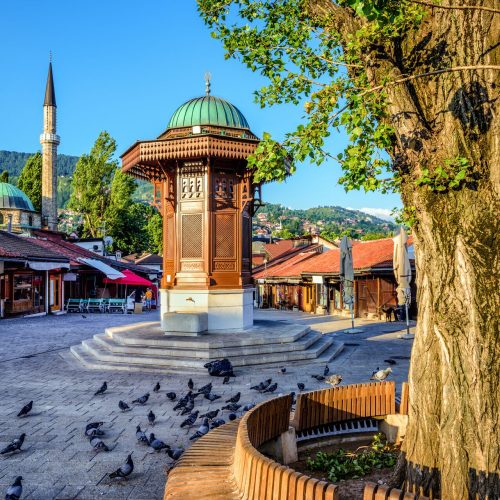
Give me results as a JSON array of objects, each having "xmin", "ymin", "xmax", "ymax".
[{"xmin": 28, "ymin": 215, "xmax": 33, "ymax": 226}]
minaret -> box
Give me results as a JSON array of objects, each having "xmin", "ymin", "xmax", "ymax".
[{"xmin": 40, "ymin": 61, "xmax": 60, "ymax": 231}]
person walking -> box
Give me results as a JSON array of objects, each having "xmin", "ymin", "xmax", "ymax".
[{"xmin": 145, "ymin": 288, "xmax": 153, "ymax": 310}]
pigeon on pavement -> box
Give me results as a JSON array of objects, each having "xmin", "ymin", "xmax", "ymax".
[
  {"xmin": 371, "ymin": 367, "xmax": 393, "ymax": 381},
  {"xmin": 222, "ymin": 375, "xmax": 230, "ymax": 385},
  {"xmin": 251, "ymin": 379, "xmax": 272, "ymax": 391},
  {"xmin": 180, "ymin": 411, "xmax": 199, "ymax": 428},
  {"xmin": 384, "ymin": 359, "xmax": 397, "ymax": 365},
  {"xmin": 119, "ymin": 400, "xmax": 131, "ymax": 412},
  {"xmin": 5, "ymin": 476, "xmax": 23, "ymax": 500},
  {"xmin": 263, "ymin": 383, "xmax": 278, "ymax": 393},
  {"xmin": 297, "ymin": 382, "xmax": 305, "ymax": 391},
  {"xmin": 210, "ymin": 418, "xmax": 226, "ymax": 429},
  {"xmin": 109, "ymin": 454, "xmax": 134, "ymax": 479},
  {"xmin": 85, "ymin": 422, "xmax": 104, "ymax": 432},
  {"xmin": 311, "ymin": 374, "xmax": 325, "ymax": 381},
  {"xmin": 228, "ymin": 413, "xmax": 237, "ymax": 421},
  {"xmin": 132, "ymin": 393, "xmax": 150, "ymax": 405},
  {"xmin": 222, "ymin": 403, "xmax": 241, "ymax": 412},
  {"xmin": 325, "ymin": 374, "xmax": 343, "ymax": 387},
  {"xmin": 200, "ymin": 409, "xmax": 219, "ymax": 420},
  {"xmin": 189, "ymin": 418, "xmax": 209, "ymax": 440},
  {"xmin": 280, "ymin": 367, "xmax": 286, "ymax": 374},
  {"xmin": 1, "ymin": 434, "xmax": 26, "ymax": 455},
  {"xmin": 324, "ymin": 365, "xmax": 330, "ymax": 376},
  {"xmin": 188, "ymin": 378, "xmax": 194, "ymax": 390},
  {"xmin": 94, "ymin": 382, "xmax": 107, "ymax": 396},
  {"xmin": 167, "ymin": 447, "xmax": 184, "ymax": 460},
  {"xmin": 149, "ymin": 433, "xmax": 169, "ymax": 451},
  {"xmin": 17, "ymin": 401, "xmax": 33, "ymax": 418},
  {"xmin": 197, "ymin": 382, "xmax": 212, "ymax": 395},
  {"xmin": 225, "ymin": 392, "xmax": 241, "ymax": 404},
  {"xmin": 180, "ymin": 400, "xmax": 195, "ymax": 415},
  {"xmin": 148, "ymin": 410, "xmax": 156, "ymax": 426},
  {"xmin": 90, "ymin": 436, "xmax": 110, "ymax": 452},
  {"xmin": 136, "ymin": 425, "xmax": 149, "ymax": 445},
  {"xmin": 205, "ymin": 393, "xmax": 221, "ymax": 402},
  {"xmin": 153, "ymin": 382, "xmax": 161, "ymax": 392},
  {"xmin": 166, "ymin": 392, "xmax": 176, "ymax": 401},
  {"xmin": 242, "ymin": 403, "xmax": 255, "ymax": 412},
  {"xmin": 86, "ymin": 427, "xmax": 105, "ymax": 438}
]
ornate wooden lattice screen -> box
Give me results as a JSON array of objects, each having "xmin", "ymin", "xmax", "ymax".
[
  {"xmin": 215, "ymin": 214, "xmax": 235, "ymax": 259},
  {"xmin": 181, "ymin": 213, "xmax": 203, "ymax": 259}
]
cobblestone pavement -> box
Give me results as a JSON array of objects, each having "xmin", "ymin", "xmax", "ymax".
[{"xmin": 0, "ymin": 310, "xmax": 415, "ymax": 499}]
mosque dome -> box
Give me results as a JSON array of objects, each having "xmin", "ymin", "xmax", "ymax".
[
  {"xmin": 0, "ymin": 183, "xmax": 35, "ymax": 211},
  {"xmin": 167, "ymin": 95, "xmax": 250, "ymax": 130}
]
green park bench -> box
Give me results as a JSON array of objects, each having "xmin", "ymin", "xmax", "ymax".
[
  {"xmin": 85, "ymin": 298, "xmax": 105, "ymax": 313},
  {"xmin": 66, "ymin": 298, "xmax": 83, "ymax": 313},
  {"xmin": 107, "ymin": 298, "xmax": 126, "ymax": 314}
]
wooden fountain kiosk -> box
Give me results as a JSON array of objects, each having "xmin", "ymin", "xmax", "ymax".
[{"xmin": 121, "ymin": 81, "xmax": 261, "ymax": 333}]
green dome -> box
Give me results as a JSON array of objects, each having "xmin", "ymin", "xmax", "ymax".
[
  {"xmin": 0, "ymin": 182, "xmax": 35, "ymax": 211},
  {"xmin": 168, "ymin": 95, "xmax": 250, "ymax": 130}
]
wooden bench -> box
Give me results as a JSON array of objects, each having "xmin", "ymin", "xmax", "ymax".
[{"xmin": 364, "ymin": 482, "xmax": 430, "ymax": 499}]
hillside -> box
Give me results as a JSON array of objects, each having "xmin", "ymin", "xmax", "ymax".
[
  {"xmin": 0, "ymin": 150, "xmax": 79, "ymax": 177},
  {"xmin": 255, "ymin": 203, "xmax": 395, "ymax": 240}
]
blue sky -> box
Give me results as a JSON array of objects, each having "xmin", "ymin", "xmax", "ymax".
[{"xmin": 0, "ymin": 1, "xmax": 401, "ymax": 217}]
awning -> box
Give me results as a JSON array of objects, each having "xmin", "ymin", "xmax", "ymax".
[
  {"xmin": 28, "ymin": 261, "xmax": 70, "ymax": 271},
  {"xmin": 77, "ymin": 258, "xmax": 125, "ymax": 280},
  {"xmin": 103, "ymin": 269, "xmax": 153, "ymax": 286}
]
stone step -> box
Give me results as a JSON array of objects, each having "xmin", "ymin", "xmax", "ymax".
[
  {"xmin": 93, "ymin": 329, "xmax": 321, "ymax": 359},
  {"xmin": 78, "ymin": 334, "xmax": 336, "ymax": 369}
]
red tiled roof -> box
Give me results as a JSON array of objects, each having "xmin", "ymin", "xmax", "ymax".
[
  {"xmin": 0, "ymin": 231, "xmax": 69, "ymax": 262},
  {"xmin": 264, "ymin": 239, "xmax": 295, "ymax": 260},
  {"xmin": 253, "ymin": 247, "xmax": 322, "ymax": 279}
]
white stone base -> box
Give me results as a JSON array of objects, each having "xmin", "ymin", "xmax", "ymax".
[
  {"xmin": 160, "ymin": 288, "xmax": 254, "ymax": 331},
  {"xmin": 162, "ymin": 311, "xmax": 208, "ymax": 336}
]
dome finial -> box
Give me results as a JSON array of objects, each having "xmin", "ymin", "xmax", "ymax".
[{"xmin": 205, "ymin": 72, "xmax": 212, "ymax": 95}]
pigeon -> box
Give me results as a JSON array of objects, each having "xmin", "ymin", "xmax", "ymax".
[
  {"xmin": 119, "ymin": 400, "xmax": 131, "ymax": 412},
  {"xmin": 210, "ymin": 418, "xmax": 226, "ymax": 429},
  {"xmin": 263, "ymin": 382, "xmax": 278, "ymax": 393},
  {"xmin": 136, "ymin": 425, "xmax": 149, "ymax": 445},
  {"xmin": 149, "ymin": 433, "xmax": 169, "ymax": 451},
  {"xmin": 311, "ymin": 374, "xmax": 325, "ymax": 381},
  {"xmin": 167, "ymin": 447, "xmax": 184, "ymax": 460},
  {"xmin": 280, "ymin": 367, "xmax": 286, "ymax": 374},
  {"xmin": 222, "ymin": 403, "xmax": 241, "ymax": 412},
  {"xmin": 197, "ymin": 382, "xmax": 212, "ymax": 395},
  {"xmin": 5, "ymin": 476, "xmax": 22, "ymax": 500},
  {"xmin": 85, "ymin": 422, "xmax": 104, "ymax": 433},
  {"xmin": 251, "ymin": 378, "xmax": 272, "ymax": 391},
  {"xmin": 17, "ymin": 401, "xmax": 33, "ymax": 418},
  {"xmin": 324, "ymin": 365, "xmax": 330, "ymax": 376},
  {"xmin": 180, "ymin": 411, "xmax": 199, "ymax": 428},
  {"xmin": 132, "ymin": 393, "xmax": 150, "ymax": 405},
  {"xmin": 81, "ymin": 314, "xmax": 87, "ymax": 319},
  {"xmin": 384, "ymin": 359, "xmax": 397, "ymax": 365},
  {"xmin": 325, "ymin": 374, "xmax": 343, "ymax": 387},
  {"xmin": 242, "ymin": 403, "xmax": 255, "ymax": 412},
  {"xmin": 223, "ymin": 375, "xmax": 230, "ymax": 385},
  {"xmin": 371, "ymin": 367, "xmax": 393, "ymax": 381},
  {"xmin": 109, "ymin": 454, "xmax": 134, "ymax": 479},
  {"xmin": 225, "ymin": 392, "xmax": 241, "ymax": 404},
  {"xmin": 148, "ymin": 410, "xmax": 156, "ymax": 426},
  {"xmin": 297, "ymin": 383, "xmax": 305, "ymax": 391},
  {"xmin": 189, "ymin": 418, "xmax": 209, "ymax": 440},
  {"xmin": 200, "ymin": 409, "xmax": 219, "ymax": 420},
  {"xmin": 1, "ymin": 434, "xmax": 26, "ymax": 455},
  {"xmin": 90, "ymin": 436, "xmax": 110, "ymax": 452},
  {"xmin": 153, "ymin": 382, "xmax": 161, "ymax": 392},
  {"xmin": 174, "ymin": 391, "xmax": 194, "ymax": 410},
  {"xmin": 94, "ymin": 382, "xmax": 107, "ymax": 396},
  {"xmin": 180, "ymin": 400, "xmax": 195, "ymax": 415},
  {"xmin": 166, "ymin": 392, "xmax": 176, "ymax": 401},
  {"xmin": 290, "ymin": 391, "xmax": 297, "ymax": 405},
  {"xmin": 85, "ymin": 427, "xmax": 105, "ymax": 438},
  {"xmin": 228, "ymin": 413, "xmax": 237, "ymax": 421},
  {"xmin": 188, "ymin": 378, "xmax": 194, "ymax": 390},
  {"xmin": 205, "ymin": 393, "xmax": 221, "ymax": 402}
]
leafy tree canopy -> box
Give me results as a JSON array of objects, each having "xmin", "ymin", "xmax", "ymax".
[
  {"xmin": 0, "ymin": 170, "xmax": 8, "ymax": 183},
  {"xmin": 18, "ymin": 152, "xmax": 43, "ymax": 212}
]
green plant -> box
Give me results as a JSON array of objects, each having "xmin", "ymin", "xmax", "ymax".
[
  {"xmin": 415, "ymin": 157, "xmax": 472, "ymax": 192},
  {"xmin": 306, "ymin": 433, "xmax": 398, "ymax": 483}
]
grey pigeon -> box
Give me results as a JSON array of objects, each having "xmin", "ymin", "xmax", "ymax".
[
  {"xmin": 180, "ymin": 411, "xmax": 199, "ymax": 428},
  {"xmin": 188, "ymin": 378, "xmax": 194, "ymax": 390},
  {"xmin": 225, "ymin": 392, "xmax": 241, "ymax": 404},
  {"xmin": 153, "ymin": 382, "xmax": 160, "ymax": 392},
  {"xmin": 86, "ymin": 427, "xmax": 105, "ymax": 438},
  {"xmin": 109, "ymin": 453, "xmax": 134, "ymax": 479},
  {"xmin": 200, "ymin": 409, "xmax": 219, "ymax": 420},
  {"xmin": 197, "ymin": 382, "xmax": 212, "ymax": 395},
  {"xmin": 132, "ymin": 393, "xmax": 150, "ymax": 405},
  {"xmin": 173, "ymin": 392, "xmax": 193, "ymax": 410},
  {"xmin": 167, "ymin": 447, "xmax": 184, "ymax": 460},
  {"xmin": 311, "ymin": 374, "xmax": 325, "ymax": 381},
  {"xmin": 251, "ymin": 378, "xmax": 272, "ymax": 391},
  {"xmin": 1, "ymin": 434, "xmax": 26, "ymax": 454},
  {"xmin": 189, "ymin": 418, "xmax": 209, "ymax": 440},
  {"xmin": 384, "ymin": 359, "xmax": 397, "ymax": 365},
  {"xmin": 135, "ymin": 425, "xmax": 149, "ymax": 445},
  {"xmin": 263, "ymin": 382, "xmax": 278, "ymax": 393},
  {"xmin": 180, "ymin": 400, "xmax": 195, "ymax": 415},
  {"xmin": 85, "ymin": 422, "xmax": 103, "ymax": 432},
  {"xmin": 17, "ymin": 401, "xmax": 33, "ymax": 418},
  {"xmin": 242, "ymin": 403, "xmax": 255, "ymax": 412},
  {"xmin": 297, "ymin": 382, "xmax": 305, "ymax": 391},
  {"xmin": 222, "ymin": 375, "xmax": 230, "ymax": 385},
  {"xmin": 166, "ymin": 392, "xmax": 176, "ymax": 401},
  {"xmin": 324, "ymin": 365, "xmax": 330, "ymax": 376},
  {"xmin": 211, "ymin": 418, "xmax": 226, "ymax": 429},
  {"xmin": 280, "ymin": 367, "xmax": 286, "ymax": 374},
  {"xmin": 148, "ymin": 410, "xmax": 156, "ymax": 426},
  {"xmin": 119, "ymin": 400, "xmax": 131, "ymax": 412},
  {"xmin": 149, "ymin": 433, "xmax": 169, "ymax": 451},
  {"xmin": 5, "ymin": 476, "xmax": 22, "ymax": 500},
  {"xmin": 90, "ymin": 436, "xmax": 109, "ymax": 452},
  {"xmin": 94, "ymin": 382, "xmax": 107, "ymax": 396},
  {"xmin": 228, "ymin": 413, "xmax": 237, "ymax": 421},
  {"xmin": 205, "ymin": 393, "xmax": 221, "ymax": 402},
  {"xmin": 222, "ymin": 403, "xmax": 241, "ymax": 412}
]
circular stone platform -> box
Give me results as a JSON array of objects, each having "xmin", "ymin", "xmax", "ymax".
[{"xmin": 70, "ymin": 319, "xmax": 344, "ymax": 374}]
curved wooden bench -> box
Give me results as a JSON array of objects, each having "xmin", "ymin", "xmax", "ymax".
[{"xmin": 364, "ymin": 482, "xmax": 430, "ymax": 500}]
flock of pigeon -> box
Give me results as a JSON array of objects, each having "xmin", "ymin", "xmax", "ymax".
[{"xmin": 2, "ymin": 359, "xmax": 395, "ymax": 499}]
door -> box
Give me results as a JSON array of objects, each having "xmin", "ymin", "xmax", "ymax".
[{"xmin": 50, "ymin": 275, "xmax": 60, "ymax": 312}]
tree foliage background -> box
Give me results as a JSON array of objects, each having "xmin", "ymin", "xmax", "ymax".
[{"xmin": 18, "ymin": 152, "xmax": 43, "ymax": 212}]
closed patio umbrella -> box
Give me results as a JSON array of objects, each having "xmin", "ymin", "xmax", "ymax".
[
  {"xmin": 340, "ymin": 235, "xmax": 361, "ymax": 333},
  {"xmin": 393, "ymin": 227, "xmax": 413, "ymax": 338}
]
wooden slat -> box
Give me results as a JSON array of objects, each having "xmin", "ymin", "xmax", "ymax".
[
  {"xmin": 375, "ymin": 484, "xmax": 390, "ymax": 499},
  {"xmin": 364, "ymin": 482, "xmax": 378, "ymax": 500}
]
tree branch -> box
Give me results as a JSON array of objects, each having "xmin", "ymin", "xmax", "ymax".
[{"xmin": 410, "ymin": 1, "xmax": 500, "ymax": 14}]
